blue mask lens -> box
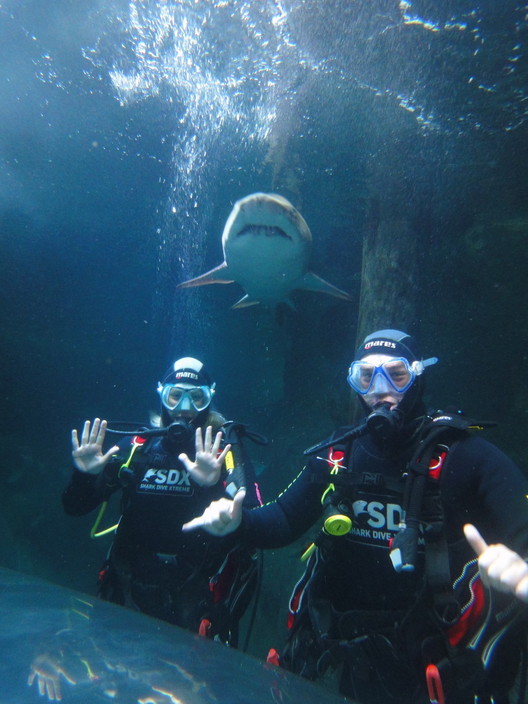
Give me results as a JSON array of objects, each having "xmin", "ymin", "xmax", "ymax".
[
  {"xmin": 347, "ymin": 356, "xmax": 438, "ymax": 395},
  {"xmin": 347, "ymin": 358, "xmax": 415, "ymax": 395}
]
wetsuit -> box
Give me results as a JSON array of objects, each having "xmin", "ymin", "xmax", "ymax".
[
  {"xmin": 239, "ymin": 423, "xmax": 528, "ymax": 703},
  {"xmin": 63, "ymin": 422, "xmax": 260, "ymax": 645}
]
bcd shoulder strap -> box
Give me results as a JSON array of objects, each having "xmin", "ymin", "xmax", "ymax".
[{"xmin": 390, "ymin": 410, "xmax": 496, "ymax": 623}]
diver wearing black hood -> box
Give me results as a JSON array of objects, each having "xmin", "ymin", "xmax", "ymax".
[
  {"xmin": 184, "ymin": 331, "xmax": 528, "ymax": 704},
  {"xmin": 62, "ymin": 357, "xmax": 263, "ymax": 647},
  {"xmin": 354, "ymin": 329, "xmax": 428, "ymax": 415}
]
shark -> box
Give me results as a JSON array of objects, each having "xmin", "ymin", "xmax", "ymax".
[{"xmin": 177, "ymin": 192, "xmax": 353, "ymax": 308}]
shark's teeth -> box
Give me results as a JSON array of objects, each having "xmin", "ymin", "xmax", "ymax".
[{"xmin": 236, "ymin": 225, "xmax": 292, "ymax": 240}]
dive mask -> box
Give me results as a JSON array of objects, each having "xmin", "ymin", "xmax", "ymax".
[
  {"xmin": 157, "ymin": 382, "xmax": 215, "ymax": 412},
  {"xmin": 348, "ymin": 356, "xmax": 438, "ymax": 395}
]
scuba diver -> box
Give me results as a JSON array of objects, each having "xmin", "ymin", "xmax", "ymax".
[
  {"xmin": 62, "ymin": 357, "xmax": 265, "ymax": 647},
  {"xmin": 183, "ymin": 330, "xmax": 528, "ymax": 704}
]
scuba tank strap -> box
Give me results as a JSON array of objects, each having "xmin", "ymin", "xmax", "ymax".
[
  {"xmin": 389, "ymin": 410, "xmax": 494, "ymax": 575},
  {"xmin": 218, "ymin": 422, "xmax": 246, "ymax": 500},
  {"xmin": 90, "ymin": 435, "xmax": 147, "ymax": 539},
  {"xmin": 221, "ymin": 421, "xmax": 268, "ymax": 447},
  {"xmin": 221, "ymin": 421, "xmax": 267, "ymax": 507},
  {"xmin": 392, "ymin": 410, "xmax": 498, "ymax": 627}
]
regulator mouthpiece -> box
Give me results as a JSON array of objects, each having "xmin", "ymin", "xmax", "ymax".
[
  {"xmin": 166, "ymin": 419, "xmax": 193, "ymax": 442},
  {"xmin": 366, "ymin": 403, "xmax": 403, "ymax": 442}
]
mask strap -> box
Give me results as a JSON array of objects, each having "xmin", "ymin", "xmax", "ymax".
[{"xmin": 412, "ymin": 357, "xmax": 439, "ymax": 375}]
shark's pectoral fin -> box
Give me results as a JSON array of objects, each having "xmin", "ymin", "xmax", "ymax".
[
  {"xmin": 177, "ymin": 262, "xmax": 234, "ymax": 288},
  {"xmin": 297, "ymin": 272, "xmax": 353, "ymax": 301},
  {"xmin": 231, "ymin": 294, "xmax": 261, "ymax": 309}
]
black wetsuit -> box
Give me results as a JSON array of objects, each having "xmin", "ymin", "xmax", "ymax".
[
  {"xmin": 240, "ymin": 424, "xmax": 528, "ymax": 703},
  {"xmin": 63, "ymin": 425, "xmax": 260, "ymax": 644}
]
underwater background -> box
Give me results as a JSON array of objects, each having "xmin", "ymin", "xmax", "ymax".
[{"xmin": 1, "ymin": 0, "xmax": 528, "ymax": 665}]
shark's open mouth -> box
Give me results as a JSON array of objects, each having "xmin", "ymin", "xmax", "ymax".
[{"xmin": 237, "ymin": 225, "xmax": 292, "ymax": 240}]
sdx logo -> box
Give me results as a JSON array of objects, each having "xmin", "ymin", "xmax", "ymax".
[
  {"xmin": 141, "ymin": 468, "xmax": 191, "ymax": 487},
  {"xmin": 352, "ymin": 500, "xmax": 403, "ymax": 531}
]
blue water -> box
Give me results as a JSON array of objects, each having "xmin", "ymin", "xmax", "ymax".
[{"xmin": 1, "ymin": 0, "xmax": 527, "ymax": 687}]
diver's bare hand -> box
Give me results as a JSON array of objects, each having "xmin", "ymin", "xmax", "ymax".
[
  {"xmin": 464, "ymin": 524, "xmax": 528, "ymax": 603},
  {"xmin": 182, "ymin": 488, "xmax": 246, "ymax": 535},
  {"xmin": 28, "ymin": 654, "xmax": 77, "ymax": 701},
  {"xmin": 178, "ymin": 426, "xmax": 230, "ymax": 487},
  {"xmin": 71, "ymin": 419, "xmax": 119, "ymax": 475}
]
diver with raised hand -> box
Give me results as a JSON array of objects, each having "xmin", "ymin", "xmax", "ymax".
[
  {"xmin": 63, "ymin": 357, "xmax": 264, "ymax": 647},
  {"xmin": 465, "ymin": 523, "xmax": 528, "ymax": 603},
  {"xmin": 184, "ymin": 330, "xmax": 528, "ymax": 704}
]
